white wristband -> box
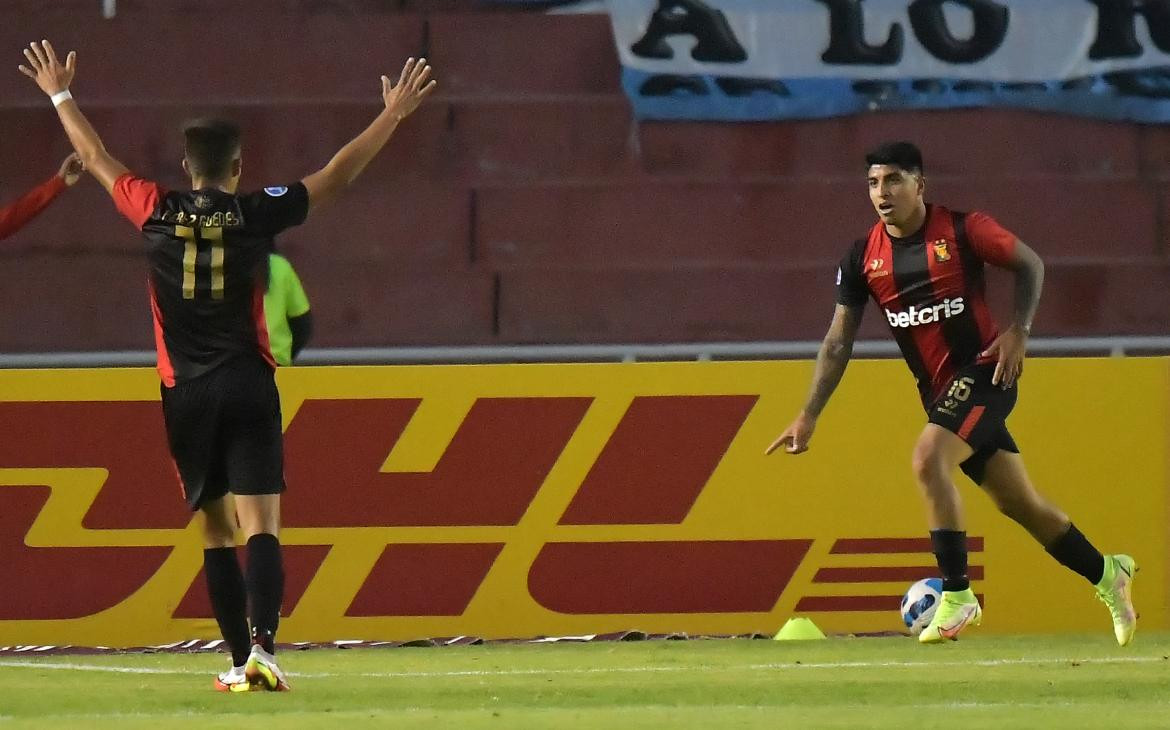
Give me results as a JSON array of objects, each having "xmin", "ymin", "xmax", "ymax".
[{"xmin": 50, "ymin": 89, "xmax": 72, "ymax": 107}]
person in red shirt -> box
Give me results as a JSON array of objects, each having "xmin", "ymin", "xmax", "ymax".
[
  {"xmin": 767, "ymin": 142, "xmax": 1136, "ymax": 646},
  {"xmin": 0, "ymin": 153, "xmax": 83, "ymax": 239},
  {"xmin": 20, "ymin": 39, "xmax": 435, "ymax": 691}
]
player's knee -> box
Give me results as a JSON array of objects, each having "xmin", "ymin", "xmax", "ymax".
[
  {"xmin": 911, "ymin": 446, "xmax": 948, "ymax": 488},
  {"xmin": 200, "ymin": 519, "xmax": 236, "ymax": 548},
  {"xmin": 198, "ymin": 505, "xmax": 236, "ymax": 547},
  {"xmin": 233, "ymin": 495, "xmax": 281, "ymax": 537}
]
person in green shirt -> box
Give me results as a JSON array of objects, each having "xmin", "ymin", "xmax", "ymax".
[{"xmin": 264, "ymin": 253, "xmax": 312, "ymax": 366}]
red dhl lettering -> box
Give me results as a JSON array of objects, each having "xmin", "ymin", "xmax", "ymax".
[{"xmin": 0, "ymin": 395, "xmax": 821, "ymax": 620}]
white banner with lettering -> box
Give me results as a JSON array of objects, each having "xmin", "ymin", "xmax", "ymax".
[{"xmin": 607, "ymin": 0, "xmax": 1170, "ymax": 121}]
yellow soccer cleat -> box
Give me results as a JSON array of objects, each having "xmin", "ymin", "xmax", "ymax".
[
  {"xmin": 245, "ymin": 644, "xmax": 291, "ymax": 692},
  {"xmin": 1096, "ymin": 554, "xmax": 1137, "ymax": 647},
  {"xmin": 918, "ymin": 588, "xmax": 982, "ymax": 644}
]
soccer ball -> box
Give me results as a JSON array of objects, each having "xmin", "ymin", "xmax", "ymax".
[{"xmin": 900, "ymin": 578, "xmax": 943, "ymax": 636}]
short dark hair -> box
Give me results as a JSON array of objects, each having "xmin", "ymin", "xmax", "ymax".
[
  {"xmin": 865, "ymin": 141, "xmax": 923, "ymax": 175},
  {"xmin": 183, "ymin": 118, "xmax": 241, "ymax": 180}
]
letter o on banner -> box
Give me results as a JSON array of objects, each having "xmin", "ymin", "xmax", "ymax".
[{"xmin": 908, "ymin": 0, "xmax": 1010, "ymax": 63}]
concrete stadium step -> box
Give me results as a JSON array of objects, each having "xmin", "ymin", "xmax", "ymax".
[
  {"xmin": 496, "ymin": 260, "xmax": 1170, "ymax": 344},
  {"xmin": 287, "ymin": 262, "xmax": 496, "ymax": 346},
  {"xmin": 0, "ymin": 177, "xmax": 474, "ymax": 271},
  {"xmin": 476, "ymin": 180, "xmax": 1160, "ymax": 268},
  {"xmin": 426, "ymin": 12, "xmax": 620, "ymax": 96},
  {"xmin": 0, "ymin": 99, "xmax": 633, "ymax": 190},
  {"xmin": 0, "ymin": 13, "xmax": 426, "ymax": 106},
  {"xmin": 638, "ymin": 110, "xmax": 1140, "ymax": 180},
  {"xmin": 0, "ymin": 0, "xmax": 563, "ymax": 14},
  {"xmin": 0, "ymin": 12, "xmax": 617, "ymax": 105},
  {"xmin": 0, "ymin": 253, "xmax": 496, "ymax": 350},
  {"xmin": 0, "ymin": 253, "xmax": 153, "ymax": 351}
]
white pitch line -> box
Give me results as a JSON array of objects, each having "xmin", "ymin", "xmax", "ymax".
[
  {"xmin": 0, "ymin": 655, "xmax": 1163, "ymax": 679},
  {"xmin": 0, "ymin": 662, "xmax": 189, "ymax": 675}
]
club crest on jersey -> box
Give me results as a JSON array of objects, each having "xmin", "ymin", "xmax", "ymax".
[
  {"xmin": 194, "ymin": 194, "xmax": 212, "ymax": 210},
  {"xmin": 264, "ymin": 186, "xmax": 289, "ymax": 197},
  {"xmin": 932, "ymin": 239, "xmax": 951, "ymax": 263},
  {"xmin": 867, "ymin": 258, "xmax": 889, "ymax": 279}
]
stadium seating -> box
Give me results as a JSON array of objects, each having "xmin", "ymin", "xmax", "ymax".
[{"xmin": 0, "ymin": 4, "xmax": 1165, "ymax": 351}]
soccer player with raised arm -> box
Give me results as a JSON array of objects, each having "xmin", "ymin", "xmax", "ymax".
[
  {"xmin": 19, "ymin": 40, "xmax": 436, "ymax": 690},
  {"xmin": 766, "ymin": 142, "xmax": 1136, "ymax": 645},
  {"xmin": 0, "ymin": 153, "xmax": 83, "ymax": 239}
]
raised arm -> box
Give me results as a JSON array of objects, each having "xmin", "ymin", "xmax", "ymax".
[
  {"xmin": 301, "ymin": 57, "xmax": 436, "ymax": 211},
  {"xmin": 765, "ymin": 304, "xmax": 864, "ymax": 456},
  {"xmin": 18, "ymin": 41, "xmax": 129, "ymax": 193},
  {"xmin": 0, "ymin": 154, "xmax": 82, "ymax": 240}
]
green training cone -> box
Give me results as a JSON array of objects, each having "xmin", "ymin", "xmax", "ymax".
[{"xmin": 772, "ymin": 617, "xmax": 827, "ymax": 641}]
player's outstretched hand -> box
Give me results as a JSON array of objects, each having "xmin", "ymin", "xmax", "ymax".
[
  {"xmin": 17, "ymin": 40, "xmax": 75, "ymax": 96},
  {"xmin": 983, "ymin": 323, "xmax": 1028, "ymax": 389},
  {"xmin": 765, "ymin": 412, "xmax": 816, "ymax": 456},
  {"xmin": 382, "ymin": 57, "xmax": 436, "ymax": 121},
  {"xmin": 58, "ymin": 153, "xmax": 84, "ymax": 186}
]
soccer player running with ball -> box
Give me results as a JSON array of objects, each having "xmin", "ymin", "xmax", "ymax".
[
  {"xmin": 766, "ymin": 142, "xmax": 1136, "ymax": 645},
  {"xmin": 19, "ymin": 39, "xmax": 436, "ymax": 689}
]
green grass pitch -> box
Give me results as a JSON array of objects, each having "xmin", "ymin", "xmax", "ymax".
[{"xmin": 0, "ymin": 633, "xmax": 1167, "ymax": 729}]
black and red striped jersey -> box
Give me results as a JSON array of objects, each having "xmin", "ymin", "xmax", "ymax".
[
  {"xmin": 837, "ymin": 204, "xmax": 1017, "ymax": 404},
  {"xmin": 112, "ymin": 174, "xmax": 309, "ymax": 387}
]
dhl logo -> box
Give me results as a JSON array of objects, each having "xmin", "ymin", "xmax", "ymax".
[
  {"xmin": 4, "ymin": 357, "xmax": 1152, "ymax": 641},
  {"xmin": 0, "ymin": 396, "xmax": 979, "ymax": 633},
  {"xmin": 0, "ymin": 396, "xmax": 801, "ymax": 622}
]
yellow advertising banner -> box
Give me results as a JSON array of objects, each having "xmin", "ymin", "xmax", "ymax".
[{"xmin": 0, "ymin": 358, "xmax": 1164, "ymax": 646}]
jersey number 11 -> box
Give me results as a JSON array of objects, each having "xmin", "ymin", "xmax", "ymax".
[{"xmin": 175, "ymin": 225, "xmax": 225, "ymax": 300}]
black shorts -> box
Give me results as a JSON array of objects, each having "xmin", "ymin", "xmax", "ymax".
[
  {"xmin": 160, "ymin": 355, "xmax": 285, "ymax": 511},
  {"xmin": 926, "ymin": 363, "xmax": 1020, "ymax": 485}
]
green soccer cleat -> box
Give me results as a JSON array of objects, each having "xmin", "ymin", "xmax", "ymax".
[
  {"xmin": 918, "ymin": 588, "xmax": 982, "ymax": 644},
  {"xmin": 1096, "ymin": 554, "xmax": 1137, "ymax": 646}
]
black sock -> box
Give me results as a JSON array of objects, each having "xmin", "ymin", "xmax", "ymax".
[
  {"xmin": 203, "ymin": 547, "xmax": 250, "ymax": 667},
  {"xmin": 245, "ymin": 533, "xmax": 284, "ymax": 654},
  {"xmin": 930, "ymin": 529, "xmax": 970, "ymax": 592},
  {"xmin": 1045, "ymin": 523, "xmax": 1105, "ymax": 585}
]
